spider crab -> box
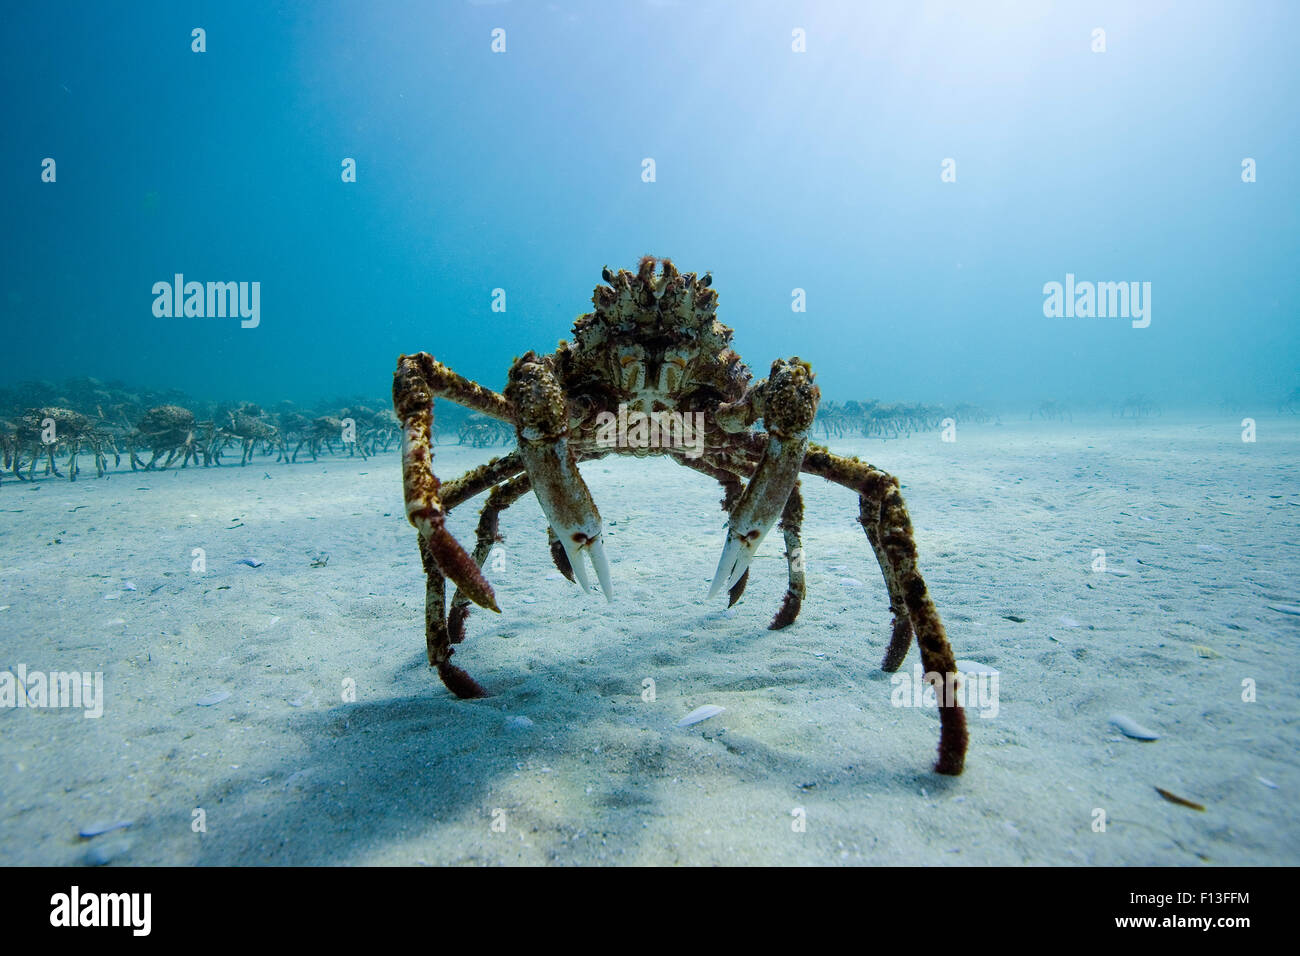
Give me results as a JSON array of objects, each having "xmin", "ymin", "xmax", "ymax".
[{"xmin": 393, "ymin": 257, "xmax": 968, "ymax": 774}]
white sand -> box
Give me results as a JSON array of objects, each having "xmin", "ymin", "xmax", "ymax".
[{"xmin": 1, "ymin": 416, "xmax": 1297, "ymax": 865}]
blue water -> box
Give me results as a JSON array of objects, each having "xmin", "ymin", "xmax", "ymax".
[{"xmin": 2, "ymin": 0, "xmax": 1297, "ymax": 408}]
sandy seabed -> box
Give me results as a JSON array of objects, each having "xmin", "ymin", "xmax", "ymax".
[{"xmin": 1, "ymin": 416, "xmax": 1297, "ymax": 866}]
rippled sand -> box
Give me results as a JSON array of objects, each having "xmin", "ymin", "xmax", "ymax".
[{"xmin": 2, "ymin": 416, "xmax": 1297, "ymax": 865}]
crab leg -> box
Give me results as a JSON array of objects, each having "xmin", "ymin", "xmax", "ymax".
[
  {"xmin": 394, "ymin": 352, "xmax": 510, "ymax": 613},
  {"xmin": 506, "ymin": 352, "xmax": 613, "ymax": 601},
  {"xmin": 802, "ymin": 445, "xmax": 968, "ymax": 775},
  {"xmin": 422, "ymin": 459, "xmax": 531, "ymax": 697},
  {"xmin": 709, "ymin": 358, "xmax": 819, "ymax": 598},
  {"xmin": 448, "ymin": 473, "xmax": 534, "ymax": 645}
]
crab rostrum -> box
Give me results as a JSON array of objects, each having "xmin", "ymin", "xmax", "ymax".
[{"xmin": 393, "ymin": 256, "xmax": 967, "ymax": 774}]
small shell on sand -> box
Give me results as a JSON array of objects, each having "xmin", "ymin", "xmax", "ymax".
[
  {"xmin": 955, "ymin": 660, "xmax": 999, "ymax": 676},
  {"xmin": 237, "ymin": 558, "xmax": 264, "ymax": 568},
  {"xmin": 1110, "ymin": 713, "xmax": 1159, "ymax": 740},
  {"xmin": 839, "ymin": 578, "xmax": 864, "ymax": 588},
  {"xmin": 79, "ymin": 820, "xmax": 133, "ymax": 838},
  {"xmin": 1059, "ymin": 615, "xmax": 1081, "ymax": 628},
  {"xmin": 195, "ymin": 690, "xmax": 231, "ymax": 707},
  {"xmin": 677, "ymin": 704, "xmax": 724, "ymax": 727}
]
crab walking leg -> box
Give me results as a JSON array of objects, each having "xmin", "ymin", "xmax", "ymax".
[
  {"xmin": 802, "ymin": 446, "xmax": 911, "ymax": 670},
  {"xmin": 802, "ymin": 447, "xmax": 968, "ymax": 776},
  {"xmin": 768, "ymin": 482, "xmax": 806, "ymax": 630},
  {"xmin": 505, "ymin": 352, "xmax": 613, "ymax": 601},
  {"xmin": 394, "ymin": 352, "xmax": 507, "ymax": 612},
  {"xmin": 448, "ymin": 473, "xmax": 534, "ymax": 645},
  {"xmin": 418, "ymin": 530, "xmax": 488, "ymax": 699},
  {"xmin": 420, "ymin": 462, "xmax": 530, "ymax": 698},
  {"xmin": 709, "ymin": 358, "xmax": 820, "ymax": 598},
  {"xmin": 859, "ymin": 491, "xmax": 915, "ymax": 672}
]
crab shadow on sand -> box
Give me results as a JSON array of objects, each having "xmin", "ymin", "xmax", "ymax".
[{"xmin": 186, "ymin": 632, "xmax": 957, "ymax": 865}]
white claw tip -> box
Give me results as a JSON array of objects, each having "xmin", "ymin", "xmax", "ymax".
[
  {"xmin": 561, "ymin": 532, "xmax": 614, "ymax": 602},
  {"xmin": 709, "ymin": 535, "xmax": 757, "ymax": 599},
  {"xmin": 589, "ymin": 536, "xmax": 615, "ymax": 602}
]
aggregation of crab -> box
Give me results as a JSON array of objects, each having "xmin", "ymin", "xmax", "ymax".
[
  {"xmin": 393, "ymin": 256, "xmax": 968, "ymax": 775},
  {"xmin": 0, "ymin": 390, "xmax": 401, "ymax": 481},
  {"xmin": 814, "ymin": 399, "xmax": 991, "ymax": 440}
]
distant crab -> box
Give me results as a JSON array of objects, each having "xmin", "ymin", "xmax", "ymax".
[
  {"xmin": 9, "ymin": 407, "xmax": 118, "ymax": 481},
  {"xmin": 392, "ymin": 257, "xmax": 968, "ymax": 774},
  {"xmin": 458, "ymin": 412, "xmax": 515, "ymax": 448},
  {"xmin": 129, "ymin": 405, "xmax": 206, "ymax": 470},
  {"xmin": 215, "ymin": 403, "xmax": 287, "ymax": 465},
  {"xmin": 291, "ymin": 415, "xmax": 350, "ymax": 462}
]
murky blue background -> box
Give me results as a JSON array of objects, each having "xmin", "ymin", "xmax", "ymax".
[{"xmin": 3, "ymin": 0, "xmax": 1296, "ymax": 407}]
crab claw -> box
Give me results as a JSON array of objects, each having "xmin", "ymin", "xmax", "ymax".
[
  {"xmin": 518, "ymin": 440, "xmax": 615, "ymax": 602},
  {"xmin": 708, "ymin": 434, "xmax": 808, "ymax": 599},
  {"xmin": 556, "ymin": 528, "xmax": 614, "ymax": 602}
]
